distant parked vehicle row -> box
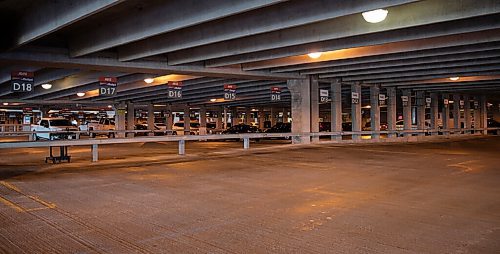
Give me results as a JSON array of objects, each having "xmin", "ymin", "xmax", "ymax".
[{"xmin": 31, "ymin": 118, "xmax": 79, "ymax": 140}]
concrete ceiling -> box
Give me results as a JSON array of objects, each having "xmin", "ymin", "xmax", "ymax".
[{"xmin": 0, "ymin": 0, "xmax": 499, "ymax": 109}]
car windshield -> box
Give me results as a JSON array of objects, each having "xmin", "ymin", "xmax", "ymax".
[
  {"xmin": 50, "ymin": 119, "xmax": 73, "ymax": 126},
  {"xmin": 190, "ymin": 123, "xmax": 200, "ymax": 128}
]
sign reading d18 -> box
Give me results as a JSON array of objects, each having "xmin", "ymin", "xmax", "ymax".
[
  {"xmin": 11, "ymin": 71, "xmax": 34, "ymax": 92},
  {"xmin": 167, "ymin": 81, "xmax": 183, "ymax": 98},
  {"xmin": 99, "ymin": 77, "xmax": 117, "ymax": 96}
]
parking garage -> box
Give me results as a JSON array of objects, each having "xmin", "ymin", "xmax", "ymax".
[{"xmin": 1, "ymin": 0, "xmax": 500, "ymax": 253}]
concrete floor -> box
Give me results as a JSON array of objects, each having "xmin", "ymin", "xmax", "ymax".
[{"xmin": 0, "ymin": 137, "xmax": 499, "ymax": 253}]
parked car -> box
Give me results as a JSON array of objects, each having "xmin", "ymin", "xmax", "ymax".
[
  {"xmin": 172, "ymin": 122, "xmax": 200, "ymax": 135},
  {"xmin": 265, "ymin": 122, "xmax": 291, "ymax": 140},
  {"xmin": 319, "ymin": 122, "xmax": 331, "ymax": 132},
  {"xmin": 222, "ymin": 124, "xmax": 261, "ymax": 141},
  {"xmin": 363, "ymin": 122, "xmax": 388, "ymax": 131},
  {"xmin": 31, "ymin": 118, "xmax": 79, "ymax": 140},
  {"xmin": 88, "ymin": 118, "xmax": 115, "ymax": 138},
  {"xmin": 487, "ymin": 118, "xmax": 500, "ymax": 134}
]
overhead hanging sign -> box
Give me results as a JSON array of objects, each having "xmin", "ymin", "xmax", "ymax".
[
  {"xmin": 11, "ymin": 71, "xmax": 34, "ymax": 92},
  {"xmin": 224, "ymin": 84, "xmax": 237, "ymax": 101},
  {"xmin": 271, "ymin": 87, "xmax": 281, "ymax": 101},
  {"xmin": 351, "ymin": 92, "xmax": 360, "ymax": 104},
  {"xmin": 401, "ymin": 95, "xmax": 409, "ymax": 107},
  {"xmin": 320, "ymin": 89, "xmax": 329, "ymax": 103},
  {"xmin": 167, "ymin": 81, "xmax": 183, "ymax": 98},
  {"xmin": 379, "ymin": 94, "xmax": 386, "ymax": 106},
  {"xmin": 425, "ymin": 97, "xmax": 431, "ymax": 108},
  {"xmin": 474, "ymin": 101, "xmax": 479, "ymax": 109},
  {"xmin": 99, "ymin": 77, "xmax": 117, "ymax": 96},
  {"xmin": 444, "ymin": 98, "xmax": 449, "ymax": 107},
  {"xmin": 459, "ymin": 100, "xmax": 464, "ymax": 109}
]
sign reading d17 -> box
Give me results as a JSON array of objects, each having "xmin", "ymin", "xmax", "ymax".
[
  {"xmin": 11, "ymin": 71, "xmax": 34, "ymax": 92},
  {"xmin": 271, "ymin": 87, "xmax": 281, "ymax": 101},
  {"xmin": 99, "ymin": 77, "xmax": 117, "ymax": 96},
  {"xmin": 224, "ymin": 84, "xmax": 237, "ymax": 101},
  {"xmin": 167, "ymin": 81, "xmax": 183, "ymax": 98}
]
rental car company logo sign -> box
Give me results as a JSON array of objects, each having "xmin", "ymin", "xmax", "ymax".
[
  {"xmin": 99, "ymin": 77, "xmax": 117, "ymax": 96},
  {"xmin": 11, "ymin": 71, "xmax": 34, "ymax": 92},
  {"xmin": 224, "ymin": 84, "xmax": 237, "ymax": 101},
  {"xmin": 167, "ymin": 81, "xmax": 183, "ymax": 98},
  {"xmin": 271, "ymin": 87, "xmax": 281, "ymax": 101}
]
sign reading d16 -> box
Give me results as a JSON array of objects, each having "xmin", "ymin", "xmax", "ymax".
[
  {"xmin": 224, "ymin": 84, "xmax": 237, "ymax": 101},
  {"xmin": 11, "ymin": 71, "xmax": 34, "ymax": 92},
  {"xmin": 99, "ymin": 77, "xmax": 117, "ymax": 96},
  {"xmin": 271, "ymin": 87, "xmax": 281, "ymax": 101},
  {"xmin": 167, "ymin": 81, "xmax": 183, "ymax": 98}
]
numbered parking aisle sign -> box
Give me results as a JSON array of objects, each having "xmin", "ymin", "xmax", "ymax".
[
  {"xmin": 351, "ymin": 92, "xmax": 360, "ymax": 104},
  {"xmin": 425, "ymin": 97, "xmax": 432, "ymax": 108},
  {"xmin": 320, "ymin": 89, "xmax": 329, "ymax": 103},
  {"xmin": 401, "ymin": 95, "xmax": 409, "ymax": 107},
  {"xmin": 271, "ymin": 87, "xmax": 281, "ymax": 101},
  {"xmin": 379, "ymin": 94, "xmax": 386, "ymax": 106},
  {"xmin": 167, "ymin": 81, "xmax": 183, "ymax": 98},
  {"xmin": 224, "ymin": 84, "xmax": 237, "ymax": 101},
  {"xmin": 99, "ymin": 77, "xmax": 117, "ymax": 96},
  {"xmin": 11, "ymin": 71, "xmax": 34, "ymax": 92}
]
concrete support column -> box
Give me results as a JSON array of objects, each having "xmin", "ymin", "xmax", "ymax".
[
  {"xmin": 184, "ymin": 105, "xmax": 191, "ymax": 135},
  {"xmin": 258, "ymin": 108, "xmax": 266, "ymax": 130},
  {"xmin": 402, "ymin": 89, "xmax": 412, "ymax": 137},
  {"xmin": 115, "ymin": 102, "xmax": 126, "ymax": 138},
  {"xmin": 387, "ymin": 87, "xmax": 397, "ymax": 138},
  {"xmin": 442, "ymin": 94, "xmax": 450, "ymax": 136},
  {"xmin": 199, "ymin": 107, "xmax": 207, "ymax": 135},
  {"xmin": 216, "ymin": 110, "xmax": 223, "ymax": 130},
  {"xmin": 473, "ymin": 97, "xmax": 480, "ymax": 133},
  {"xmin": 370, "ymin": 85, "xmax": 381, "ymax": 140},
  {"xmin": 452, "ymin": 94, "xmax": 461, "ymax": 134},
  {"xmin": 165, "ymin": 104, "xmax": 173, "ymax": 134},
  {"xmin": 223, "ymin": 107, "xmax": 228, "ymax": 129},
  {"xmin": 464, "ymin": 95, "xmax": 472, "ymax": 134},
  {"xmin": 126, "ymin": 102, "xmax": 135, "ymax": 138},
  {"xmin": 244, "ymin": 108, "xmax": 251, "ymax": 125},
  {"xmin": 147, "ymin": 103, "xmax": 155, "ymax": 136},
  {"xmin": 231, "ymin": 108, "xmax": 238, "ymax": 126},
  {"xmin": 416, "ymin": 91, "xmax": 426, "ymax": 136},
  {"xmin": 351, "ymin": 82, "xmax": 362, "ymax": 140},
  {"xmin": 430, "ymin": 93, "xmax": 439, "ymax": 135},
  {"xmin": 480, "ymin": 95, "xmax": 488, "ymax": 135},
  {"xmin": 310, "ymin": 75, "xmax": 320, "ymax": 143},
  {"xmin": 330, "ymin": 79, "xmax": 342, "ymax": 140},
  {"xmin": 287, "ymin": 78, "xmax": 311, "ymax": 144},
  {"xmin": 269, "ymin": 108, "xmax": 275, "ymax": 127}
]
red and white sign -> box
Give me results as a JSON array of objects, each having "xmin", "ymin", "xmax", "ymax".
[
  {"xmin": 11, "ymin": 71, "xmax": 34, "ymax": 92},
  {"xmin": 224, "ymin": 84, "xmax": 237, "ymax": 100},
  {"xmin": 271, "ymin": 87, "xmax": 281, "ymax": 101},
  {"xmin": 167, "ymin": 81, "xmax": 183, "ymax": 98},
  {"xmin": 99, "ymin": 77, "xmax": 117, "ymax": 96}
]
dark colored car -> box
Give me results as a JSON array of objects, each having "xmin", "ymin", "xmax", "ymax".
[
  {"xmin": 222, "ymin": 124, "xmax": 261, "ymax": 134},
  {"xmin": 363, "ymin": 122, "xmax": 388, "ymax": 131},
  {"xmin": 319, "ymin": 122, "xmax": 331, "ymax": 132},
  {"xmin": 487, "ymin": 118, "xmax": 500, "ymax": 134},
  {"xmin": 265, "ymin": 122, "xmax": 291, "ymax": 133}
]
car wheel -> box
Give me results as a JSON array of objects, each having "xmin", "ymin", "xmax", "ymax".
[{"xmin": 32, "ymin": 133, "xmax": 38, "ymax": 141}]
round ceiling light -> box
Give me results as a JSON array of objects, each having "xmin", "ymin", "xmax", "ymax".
[
  {"xmin": 2, "ymin": 102, "xmax": 8, "ymax": 106},
  {"xmin": 362, "ymin": 9, "xmax": 388, "ymax": 23},
  {"xmin": 210, "ymin": 98, "xmax": 217, "ymax": 102},
  {"xmin": 449, "ymin": 77, "xmax": 460, "ymax": 81},
  {"xmin": 307, "ymin": 52, "xmax": 322, "ymax": 59},
  {"xmin": 144, "ymin": 78, "xmax": 155, "ymax": 84},
  {"xmin": 76, "ymin": 92, "xmax": 86, "ymax": 97},
  {"xmin": 41, "ymin": 83, "xmax": 52, "ymax": 90}
]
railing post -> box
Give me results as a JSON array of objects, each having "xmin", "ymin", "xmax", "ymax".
[
  {"xmin": 91, "ymin": 144, "xmax": 98, "ymax": 162},
  {"xmin": 243, "ymin": 137, "xmax": 250, "ymax": 150},
  {"xmin": 178, "ymin": 140, "xmax": 185, "ymax": 155}
]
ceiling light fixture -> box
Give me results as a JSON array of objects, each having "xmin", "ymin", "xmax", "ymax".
[
  {"xmin": 76, "ymin": 92, "xmax": 86, "ymax": 97},
  {"xmin": 449, "ymin": 77, "xmax": 460, "ymax": 81},
  {"xmin": 107, "ymin": 105, "xmax": 112, "ymax": 108},
  {"xmin": 2, "ymin": 102, "xmax": 8, "ymax": 106},
  {"xmin": 41, "ymin": 83, "xmax": 52, "ymax": 90},
  {"xmin": 362, "ymin": 9, "xmax": 388, "ymax": 23},
  {"xmin": 210, "ymin": 98, "xmax": 217, "ymax": 102},
  {"xmin": 307, "ymin": 52, "xmax": 322, "ymax": 59},
  {"xmin": 144, "ymin": 78, "xmax": 155, "ymax": 84}
]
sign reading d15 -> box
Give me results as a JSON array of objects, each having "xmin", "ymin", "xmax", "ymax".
[
  {"xmin": 167, "ymin": 81, "xmax": 183, "ymax": 98},
  {"xmin": 271, "ymin": 87, "xmax": 281, "ymax": 101},
  {"xmin": 224, "ymin": 84, "xmax": 237, "ymax": 101},
  {"xmin": 11, "ymin": 71, "xmax": 34, "ymax": 92},
  {"xmin": 99, "ymin": 77, "xmax": 117, "ymax": 96}
]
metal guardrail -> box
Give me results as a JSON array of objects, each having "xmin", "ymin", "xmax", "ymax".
[{"xmin": 0, "ymin": 127, "xmax": 498, "ymax": 162}]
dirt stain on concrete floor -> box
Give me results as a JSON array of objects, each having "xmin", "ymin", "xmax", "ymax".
[{"xmin": 0, "ymin": 137, "xmax": 499, "ymax": 253}]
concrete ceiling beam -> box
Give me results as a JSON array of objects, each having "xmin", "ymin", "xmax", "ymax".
[
  {"xmin": 169, "ymin": 0, "xmax": 500, "ymax": 66},
  {"xmin": 117, "ymin": 0, "xmax": 416, "ymax": 61},
  {"xmin": 69, "ymin": 0, "xmax": 283, "ymax": 57}
]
